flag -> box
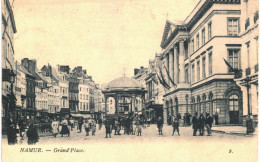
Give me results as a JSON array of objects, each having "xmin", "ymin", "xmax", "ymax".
[
  {"xmin": 223, "ymin": 58, "xmax": 234, "ymax": 72},
  {"xmin": 156, "ymin": 73, "xmax": 170, "ymax": 89},
  {"xmin": 158, "ymin": 65, "xmax": 171, "ymax": 89},
  {"xmin": 163, "ymin": 64, "xmax": 176, "ymax": 86}
]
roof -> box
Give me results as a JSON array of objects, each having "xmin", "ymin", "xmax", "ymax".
[
  {"xmin": 104, "ymin": 77, "xmax": 145, "ymax": 91},
  {"xmin": 17, "ymin": 65, "xmax": 33, "ymax": 77}
]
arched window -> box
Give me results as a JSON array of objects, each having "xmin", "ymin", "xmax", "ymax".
[
  {"xmin": 191, "ymin": 97, "xmax": 196, "ymax": 115},
  {"xmin": 170, "ymin": 99, "xmax": 173, "ymax": 116},
  {"xmin": 185, "ymin": 95, "xmax": 189, "ymax": 113},
  {"xmin": 197, "ymin": 96, "xmax": 201, "ymax": 115},
  {"xmin": 229, "ymin": 95, "xmax": 239, "ymax": 111}
]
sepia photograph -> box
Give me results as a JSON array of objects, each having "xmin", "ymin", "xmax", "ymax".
[{"xmin": 1, "ymin": 0, "xmax": 259, "ymax": 161}]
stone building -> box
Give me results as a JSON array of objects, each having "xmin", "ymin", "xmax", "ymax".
[
  {"xmin": 160, "ymin": 0, "xmax": 243, "ymax": 124},
  {"xmin": 145, "ymin": 54, "xmax": 165, "ymax": 123},
  {"xmin": 237, "ymin": 0, "xmax": 259, "ymax": 124},
  {"xmin": 2, "ymin": 0, "xmax": 17, "ymax": 130}
]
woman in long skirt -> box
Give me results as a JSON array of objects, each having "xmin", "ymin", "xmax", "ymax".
[
  {"xmin": 84, "ymin": 119, "xmax": 90, "ymax": 136},
  {"xmin": 27, "ymin": 121, "xmax": 39, "ymax": 145},
  {"xmin": 60, "ymin": 118, "xmax": 70, "ymax": 137},
  {"xmin": 51, "ymin": 118, "xmax": 59, "ymax": 137}
]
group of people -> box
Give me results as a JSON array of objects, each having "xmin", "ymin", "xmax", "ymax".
[
  {"xmin": 192, "ymin": 112, "xmax": 214, "ymax": 136},
  {"xmin": 103, "ymin": 116, "xmax": 144, "ymax": 138}
]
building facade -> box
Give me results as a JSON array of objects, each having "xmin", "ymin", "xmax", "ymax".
[
  {"xmin": 237, "ymin": 0, "xmax": 259, "ymax": 124},
  {"xmin": 2, "ymin": 0, "xmax": 17, "ymax": 131},
  {"xmin": 145, "ymin": 55, "xmax": 165, "ymax": 123},
  {"xmin": 160, "ymin": 0, "xmax": 243, "ymax": 124}
]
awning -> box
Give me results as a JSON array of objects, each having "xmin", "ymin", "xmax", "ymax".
[{"xmin": 71, "ymin": 113, "xmax": 92, "ymax": 118}]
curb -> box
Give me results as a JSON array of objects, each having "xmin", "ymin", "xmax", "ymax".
[{"xmin": 212, "ymin": 130, "xmax": 245, "ymax": 136}]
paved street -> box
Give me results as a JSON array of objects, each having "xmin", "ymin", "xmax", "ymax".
[{"xmin": 3, "ymin": 124, "xmax": 257, "ymax": 145}]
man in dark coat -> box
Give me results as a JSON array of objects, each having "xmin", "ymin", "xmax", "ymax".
[
  {"xmin": 198, "ymin": 114, "xmax": 206, "ymax": 136},
  {"xmin": 78, "ymin": 117, "xmax": 83, "ymax": 133},
  {"xmin": 205, "ymin": 113, "xmax": 214, "ymax": 136},
  {"xmin": 18, "ymin": 117, "xmax": 25, "ymax": 137},
  {"xmin": 214, "ymin": 112, "xmax": 219, "ymax": 125},
  {"xmin": 192, "ymin": 112, "xmax": 198, "ymax": 136},
  {"xmin": 6, "ymin": 114, "xmax": 17, "ymax": 145},
  {"xmin": 157, "ymin": 117, "xmax": 163, "ymax": 135}
]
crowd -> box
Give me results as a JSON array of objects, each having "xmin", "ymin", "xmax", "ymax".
[{"xmin": 5, "ymin": 112, "xmax": 256, "ymax": 145}]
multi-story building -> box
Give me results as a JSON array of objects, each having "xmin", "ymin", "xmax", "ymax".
[
  {"xmin": 72, "ymin": 66, "xmax": 90, "ymax": 113},
  {"xmin": 160, "ymin": 0, "xmax": 243, "ymax": 124},
  {"xmin": 2, "ymin": 0, "xmax": 17, "ymax": 130},
  {"xmin": 41, "ymin": 64, "xmax": 60, "ymax": 117},
  {"xmin": 35, "ymin": 86, "xmax": 48, "ymax": 120},
  {"xmin": 15, "ymin": 64, "xmax": 27, "ymax": 122},
  {"xmin": 56, "ymin": 65, "xmax": 70, "ymax": 118},
  {"xmin": 133, "ymin": 66, "xmax": 148, "ymax": 112},
  {"xmin": 69, "ymin": 75, "xmax": 79, "ymax": 113},
  {"xmin": 145, "ymin": 54, "xmax": 165, "ymax": 123},
  {"xmin": 237, "ymin": 0, "xmax": 259, "ymax": 124}
]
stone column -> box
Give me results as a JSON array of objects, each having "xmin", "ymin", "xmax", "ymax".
[
  {"xmin": 179, "ymin": 40, "xmax": 185, "ymax": 83},
  {"xmin": 165, "ymin": 54, "xmax": 169, "ymax": 84},
  {"xmin": 169, "ymin": 50, "xmax": 174, "ymax": 86},
  {"xmin": 174, "ymin": 45, "xmax": 179, "ymax": 84},
  {"xmin": 105, "ymin": 95, "xmax": 107, "ymax": 115}
]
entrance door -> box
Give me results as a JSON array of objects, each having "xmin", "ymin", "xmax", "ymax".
[{"xmin": 229, "ymin": 94, "xmax": 239, "ymax": 124}]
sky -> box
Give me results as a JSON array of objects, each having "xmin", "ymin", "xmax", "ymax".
[{"xmin": 12, "ymin": 0, "xmax": 197, "ymax": 84}]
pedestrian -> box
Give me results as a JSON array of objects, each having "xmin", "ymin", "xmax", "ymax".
[
  {"xmin": 157, "ymin": 117, "xmax": 163, "ymax": 135},
  {"xmin": 98, "ymin": 118, "xmax": 102, "ymax": 130},
  {"xmin": 84, "ymin": 119, "xmax": 90, "ymax": 136},
  {"xmin": 126, "ymin": 117, "xmax": 131, "ymax": 135},
  {"xmin": 172, "ymin": 115, "xmax": 180, "ymax": 136},
  {"xmin": 104, "ymin": 118, "xmax": 112, "ymax": 138},
  {"xmin": 114, "ymin": 118, "xmax": 121, "ymax": 135},
  {"xmin": 246, "ymin": 115, "xmax": 255, "ymax": 135},
  {"xmin": 51, "ymin": 118, "xmax": 59, "ymax": 137},
  {"xmin": 6, "ymin": 114, "xmax": 17, "ymax": 145},
  {"xmin": 147, "ymin": 117, "xmax": 151, "ymax": 127},
  {"xmin": 214, "ymin": 112, "xmax": 219, "ymax": 125},
  {"xmin": 60, "ymin": 118, "xmax": 70, "ymax": 137},
  {"xmin": 198, "ymin": 114, "xmax": 205, "ymax": 136},
  {"xmin": 26, "ymin": 120, "xmax": 39, "ymax": 145},
  {"xmin": 132, "ymin": 119, "xmax": 137, "ymax": 135},
  {"xmin": 78, "ymin": 117, "xmax": 83, "ymax": 133},
  {"xmin": 205, "ymin": 113, "xmax": 213, "ymax": 136},
  {"xmin": 69, "ymin": 118, "xmax": 74, "ymax": 131},
  {"xmin": 192, "ymin": 112, "xmax": 199, "ymax": 136},
  {"xmin": 136, "ymin": 118, "xmax": 142, "ymax": 136},
  {"xmin": 18, "ymin": 117, "xmax": 25, "ymax": 138},
  {"xmin": 91, "ymin": 119, "xmax": 96, "ymax": 136}
]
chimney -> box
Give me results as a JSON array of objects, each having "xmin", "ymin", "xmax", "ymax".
[{"xmin": 134, "ymin": 68, "xmax": 140, "ymax": 75}]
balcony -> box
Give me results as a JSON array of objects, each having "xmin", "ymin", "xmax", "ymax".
[
  {"xmin": 246, "ymin": 67, "xmax": 251, "ymax": 76},
  {"xmin": 255, "ymin": 64, "xmax": 259, "ymax": 73},
  {"xmin": 245, "ymin": 18, "xmax": 250, "ymax": 30}
]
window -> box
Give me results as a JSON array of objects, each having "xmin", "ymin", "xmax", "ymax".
[
  {"xmin": 202, "ymin": 28, "xmax": 205, "ymax": 45},
  {"xmin": 80, "ymin": 87, "xmax": 82, "ymax": 91},
  {"xmin": 192, "ymin": 64, "xmax": 195, "ymax": 83},
  {"xmin": 191, "ymin": 39, "xmax": 194, "ymax": 53},
  {"xmin": 227, "ymin": 18, "xmax": 239, "ymax": 36},
  {"xmin": 208, "ymin": 52, "xmax": 212, "ymax": 75},
  {"xmin": 208, "ymin": 22, "xmax": 212, "ymax": 40},
  {"xmin": 86, "ymin": 95, "xmax": 88, "ymax": 100},
  {"xmin": 246, "ymin": 42, "xmax": 250, "ymax": 68},
  {"xmin": 197, "ymin": 61, "xmax": 200, "ymax": 81},
  {"xmin": 80, "ymin": 94, "xmax": 82, "ymax": 100},
  {"xmin": 202, "ymin": 57, "xmax": 206, "ymax": 79},
  {"xmin": 229, "ymin": 95, "xmax": 239, "ymax": 111},
  {"xmin": 228, "ymin": 49, "xmax": 240, "ymax": 70},
  {"xmin": 245, "ymin": 18, "xmax": 250, "ymax": 30},
  {"xmin": 185, "ymin": 68, "xmax": 189, "ymax": 83},
  {"xmin": 196, "ymin": 34, "xmax": 200, "ymax": 49}
]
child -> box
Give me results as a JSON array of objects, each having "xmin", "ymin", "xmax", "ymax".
[
  {"xmin": 137, "ymin": 119, "xmax": 142, "ymax": 136},
  {"xmin": 172, "ymin": 116, "xmax": 180, "ymax": 136}
]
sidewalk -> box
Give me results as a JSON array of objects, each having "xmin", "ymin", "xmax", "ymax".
[{"xmin": 211, "ymin": 125, "xmax": 258, "ymax": 136}]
